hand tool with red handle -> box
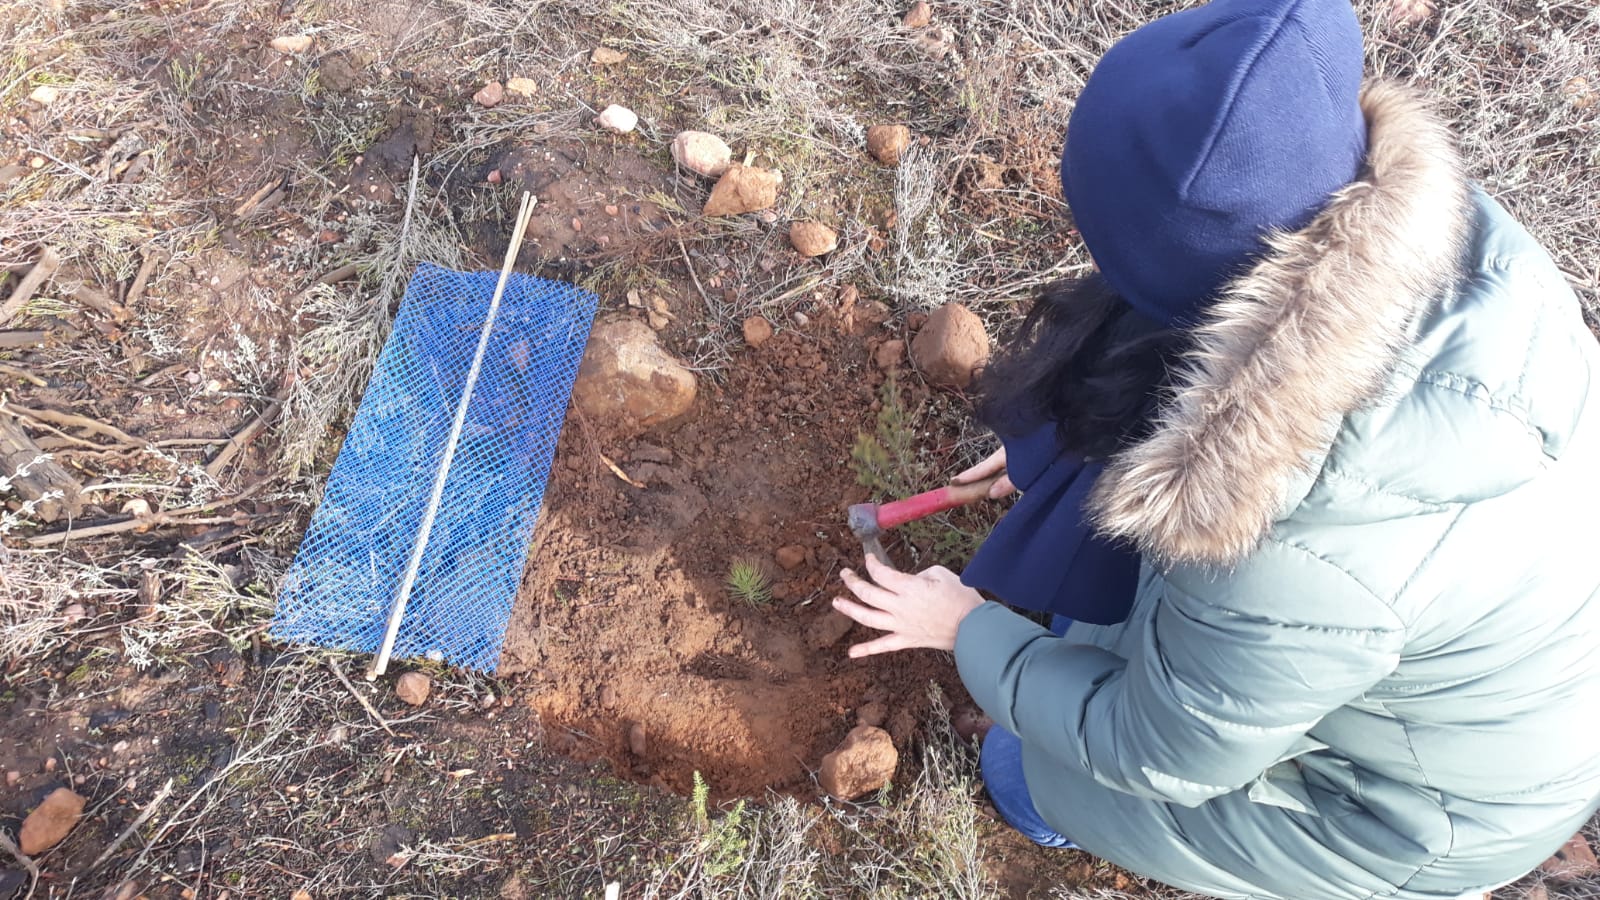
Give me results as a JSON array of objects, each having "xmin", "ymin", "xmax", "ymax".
[{"xmin": 846, "ymin": 474, "xmax": 1003, "ymax": 566}]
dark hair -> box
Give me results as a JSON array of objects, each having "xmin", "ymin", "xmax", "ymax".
[{"xmin": 975, "ymin": 275, "xmax": 1183, "ymax": 459}]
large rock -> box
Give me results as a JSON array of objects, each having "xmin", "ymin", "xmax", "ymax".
[
  {"xmin": 671, "ymin": 131, "xmax": 732, "ymax": 178},
  {"xmin": 819, "ymin": 725, "xmax": 897, "ymax": 801},
  {"xmin": 703, "ymin": 165, "xmax": 782, "ymax": 217},
  {"xmin": 20, "ymin": 787, "xmax": 86, "ymax": 855},
  {"xmin": 911, "ymin": 303, "xmax": 988, "ymax": 388},
  {"xmin": 789, "ymin": 221, "xmax": 838, "ymax": 257},
  {"xmin": 395, "ymin": 672, "xmax": 431, "ymax": 707},
  {"xmin": 573, "ymin": 318, "xmax": 698, "ymax": 433}
]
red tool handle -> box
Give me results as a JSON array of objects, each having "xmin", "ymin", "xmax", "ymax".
[{"xmin": 875, "ymin": 474, "xmax": 1002, "ymax": 530}]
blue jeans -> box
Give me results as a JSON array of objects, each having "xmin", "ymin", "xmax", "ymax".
[{"xmin": 978, "ymin": 614, "xmax": 1078, "ymax": 849}]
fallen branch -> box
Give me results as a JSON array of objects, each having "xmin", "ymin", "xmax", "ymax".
[
  {"xmin": 25, "ymin": 481, "xmax": 267, "ymax": 547},
  {"xmin": 0, "ymin": 828, "xmax": 38, "ymax": 900},
  {"xmin": 0, "ymin": 363, "xmax": 46, "ymax": 387},
  {"xmin": 598, "ymin": 451, "xmax": 645, "ymax": 489},
  {"xmin": 0, "ymin": 247, "xmax": 61, "ymax": 326},
  {"xmin": 204, "ymin": 389, "xmax": 287, "ymax": 479},
  {"xmin": 126, "ymin": 249, "xmax": 164, "ymax": 307},
  {"xmin": 5, "ymin": 403, "xmax": 143, "ymax": 446},
  {"xmin": 326, "ymin": 659, "xmax": 397, "ymax": 737},
  {"xmin": 88, "ymin": 778, "xmax": 174, "ymax": 872}
]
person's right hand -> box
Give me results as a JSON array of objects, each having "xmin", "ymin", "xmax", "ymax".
[{"xmin": 952, "ymin": 447, "xmax": 1016, "ymax": 499}]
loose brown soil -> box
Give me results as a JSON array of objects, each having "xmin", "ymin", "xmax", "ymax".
[{"xmin": 505, "ymin": 323, "xmax": 967, "ymax": 798}]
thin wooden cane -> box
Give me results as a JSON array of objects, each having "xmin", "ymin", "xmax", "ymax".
[{"xmin": 369, "ymin": 192, "xmax": 537, "ymax": 678}]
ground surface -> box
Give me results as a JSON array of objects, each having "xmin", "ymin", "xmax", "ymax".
[{"xmin": 1, "ymin": 0, "xmax": 1597, "ymax": 897}]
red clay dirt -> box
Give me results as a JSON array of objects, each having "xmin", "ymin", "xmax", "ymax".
[{"xmin": 501, "ymin": 324, "xmax": 967, "ymax": 798}]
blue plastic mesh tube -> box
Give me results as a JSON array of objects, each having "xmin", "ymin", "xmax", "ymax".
[{"xmin": 273, "ymin": 263, "xmax": 598, "ymax": 671}]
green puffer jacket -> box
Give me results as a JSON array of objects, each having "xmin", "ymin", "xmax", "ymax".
[{"xmin": 955, "ymin": 82, "xmax": 1600, "ymax": 900}]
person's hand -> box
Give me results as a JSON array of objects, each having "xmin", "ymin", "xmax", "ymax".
[
  {"xmin": 953, "ymin": 447, "xmax": 1015, "ymax": 499},
  {"xmin": 833, "ymin": 554, "xmax": 985, "ymax": 658}
]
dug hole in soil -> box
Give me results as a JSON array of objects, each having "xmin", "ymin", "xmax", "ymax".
[{"xmin": 501, "ymin": 310, "xmax": 962, "ymax": 800}]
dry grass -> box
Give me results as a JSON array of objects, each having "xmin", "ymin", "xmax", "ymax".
[{"xmin": 0, "ymin": 0, "xmax": 1595, "ymax": 896}]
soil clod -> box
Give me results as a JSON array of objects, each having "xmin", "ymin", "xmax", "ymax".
[
  {"xmin": 506, "ymin": 77, "xmax": 538, "ymax": 97},
  {"xmin": 911, "ymin": 302, "xmax": 988, "ymax": 388},
  {"xmin": 395, "ymin": 672, "xmax": 431, "ymax": 707},
  {"xmin": 774, "ymin": 544, "xmax": 808, "ymax": 571},
  {"xmin": 819, "ymin": 725, "xmax": 898, "ymax": 801},
  {"xmin": 805, "ymin": 612, "xmax": 855, "ymax": 651},
  {"xmin": 671, "ymin": 131, "xmax": 733, "ymax": 178},
  {"xmin": 269, "ymin": 34, "xmax": 312, "ymax": 54},
  {"xmin": 866, "ymin": 125, "xmax": 912, "ymax": 165},
  {"xmin": 1542, "ymin": 833, "xmax": 1600, "ymax": 880},
  {"xmin": 872, "ymin": 338, "xmax": 906, "ymax": 371},
  {"xmin": 902, "ymin": 1, "xmax": 933, "ymax": 27},
  {"xmin": 856, "ymin": 701, "xmax": 888, "ymax": 728},
  {"xmin": 627, "ymin": 722, "xmax": 648, "ymax": 757},
  {"xmin": 742, "ymin": 316, "xmax": 774, "ymax": 348},
  {"xmin": 591, "ymin": 46, "xmax": 628, "ymax": 65},
  {"xmin": 703, "ymin": 165, "xmax": 782, "ymax": 217},
  {"xmin": 20, "ymin": 786, "xmax": 86, "ymax": 855}
]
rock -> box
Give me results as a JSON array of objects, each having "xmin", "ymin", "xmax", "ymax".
[
  {"xmin": 742, "ymin": 316, "xmax": 774, "ymax": 348},
  {"xmin": 291, "ymin": 891, "xmax": 314, "ymax": 900},
  {"xmin": 4, "ymin": 770, "xmax": 18, "ymax": 786},
  {"xmin": 596, "ymin": 104, "xmax": 637, "ymax": 134},
  {"xmin": 1541, "ymin": 833, "xmax": 1600, "ymax": 880},
  {"xmin": 866, "ymin": 125, "xmax": 911, "ymax": 166},
  {"xmin": 473, "ymin": 81, "xmax": 504, "ymax": 108},
  {"xmin": 858, "ymin": 300, "xmax": 891, "ymax": 329},
  {"xmin": 20, "ymin": 787, "xmax": 85, "ymax": 854},
  {"xmin": 775, "ymin": 544, "xmax": 808, "ymax": 571},
  {"xmin": 573, "ymin": 318, "xmax": 698, "ymax": 433},
  {"xmin": 703, "ymin": 165, "xmax": 782, "ymax": 217},
  {"xmin": 102, "ymin": 881, "xmax": 140, "ymax": 900},
  {"xmin": 395, "ymin": 672, "xmax": 431, "ymax": 707},
  {"xmin": 270, "ymin": 34, "xmax": 313, "ymax": 54},
  {"xmin": 911, "ymin": 303, "xmax": 988, "ymax": 388},
  {"xmin": 598, "ymin": 684, "xmax": 618, "ymax": 710},
  {"xmin": 819, "ymin": 726, "xmax": 898, "ymax": 801},
  {"xmin": 671, "ymin": 131, "xmax": 732, "ymax": 178},
  {"xmin": 506, "ymin": 77, "xmax": 538, "ymax": 97},
  {"xmin": 29, "ymin": 85, "xmax": 59, "ymax": 106},
  {"xmin": 591, "ymin": 46, "xmax": 628, "ymax": 65},
  {"xmin": 873, "ymin": 339, "xmax": 905, "ymax": 371},
  {"xmin": 627, "ymin": 722, "xmax": 648, "ymax": 757},
  {"xmin": 805, "ymin": 612, "xmax": 855, "ymax": 651},
  {"xmin": 902, "ymin": 1, "xmax": 933, "ymax": 27},
  {"xmin": 789, "ymin": 221, "xmax": 838, "ymax": 257},
  {"xmin": 856, "ymin": 701, "xmax": 888, "ymax": 728}
]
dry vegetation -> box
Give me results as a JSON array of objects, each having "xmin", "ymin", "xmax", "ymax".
[{"xmin": 0, "ymin": 0, "xmax": 1596, "ymax": 896}]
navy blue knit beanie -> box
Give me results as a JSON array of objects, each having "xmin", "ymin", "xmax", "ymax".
[{"xmin": 1061, "ymin": 0, "xmax": 1368, "ymax": 326}]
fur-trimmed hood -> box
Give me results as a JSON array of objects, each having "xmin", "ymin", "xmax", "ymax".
[{"xmin": 1088, "ymin": 81, "xmax": 1474, "ymax": 567}]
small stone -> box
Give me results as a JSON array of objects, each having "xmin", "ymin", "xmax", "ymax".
[
  {"xmin": 805, "ymin": 612, "xmax": 855, "ymax": 651},
  {"xmin": 591, "ymin": 46, "xmax": 628, "ymax": 65},
  {"xmin": 873, "ymin": 339, "xmax": 905, "ymax": 371},
  {"xmin": 742, "ymin": 316, "xmax": 774, "ymax": 348},
  {"xmin": 43, "ymin": 758, "xmax": 56, "ymax": 773},
  {"xmin": 911, "ymin": 303, "xmax": 989, "ymax": 388},
  {"xmin": 671, "ymin": 131, "xmax": 733, "ymax": 178},
  {"xmin": 866, "ymin": 125, "xmax": 911, "ymax": 166},
  {"xmin": 395, "ymin": 672, "xmax": 431, "ymax": 707},
  {"xmin": 270, "ymin": 34, "xmax": 313, "ymax": 54},
  {"xmin": 104, "ymin": 881, "xmax": 140, "ymax": 900},
  {"xmin": 703, "ymin": 165, "xmax": 782, "ymax": 217},
  {"xmin": 856, "ymin": 701, "xmax": 888, "ymax": 728},
  {"xmin": 29, "ymin": 85, "xmax": 59, "ymax": 106},
  {"xmin": 792, "ymin": 311, "xmax": 810, "ymax": 328},
  {"xmin": 902, "ymin": 1, "xmax": 932, "ymax": 27},
  {"xmin": 627, "ymin": 722, "xmax": 648, "ymax": 757},
  {"xmin": 775, "ymin": 544, "xmax": 808, "ymax": 571},
  {"xmin": 789, "ymin": 221, "xmax": 838, "ymax": 257},
  {"xmin": 62, "ymin": 603, "xmax": 87, "ymax": 623},
  {"xmin": 595, "ymin": 104, "xmax": 638, "ymax": 134},
  {"xmin": 572, "ymin": 318, "xmax": 698, "ymax": 434},
  {"xmin": 505, "ymin": 77, "xmax": 537, "ymax": 96},
  {"xmin": 20, "ymin": 787, "xmax": 86, "ymax": 855},
  {"xmin": 291, "ymin": 891, "xmax": 314, "ymax": 900},
  {"xmin": 598, "ymin": 685, "xmax": 618, "ymax": 710},
  {"xmin": 605, "ymin": 204, "xmax": 619, "ymax": 216},
  {"xmin": 819, "ymin": 726, "xmax": 898, "ymax": 801},
  {"xmin": 474, "ymin": 81, "xmax": 504, "ymax": 108},
  {"xmin": 486, "ymin": 169, "xmax": 502, "ymax": 184},
  {"xmin": 1541, "ymin": 833, "xmax": 1600, "ymax": 881},
  {"xmin": 4, "ymin": 771, "xmax": 18, "ymax": 787}
]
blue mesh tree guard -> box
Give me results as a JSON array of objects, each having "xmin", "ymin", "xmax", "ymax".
[{"xmin": 274, "ymin": 263, "xmax": 598, "ymax": 671}]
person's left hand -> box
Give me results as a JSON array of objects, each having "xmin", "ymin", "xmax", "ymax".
[{"xmin": 833, "ymin": 554, "xmax": 985, "ymax": 658}]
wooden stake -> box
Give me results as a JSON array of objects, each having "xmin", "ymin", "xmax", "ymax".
[{"xmin": 368, "ymin": 193, "xmax": 536, "ymax": 679}]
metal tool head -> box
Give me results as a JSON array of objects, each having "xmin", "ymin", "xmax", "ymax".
[{"xmin": 846, "ymin": 502, "xmax": 880, "ymax": 540}]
